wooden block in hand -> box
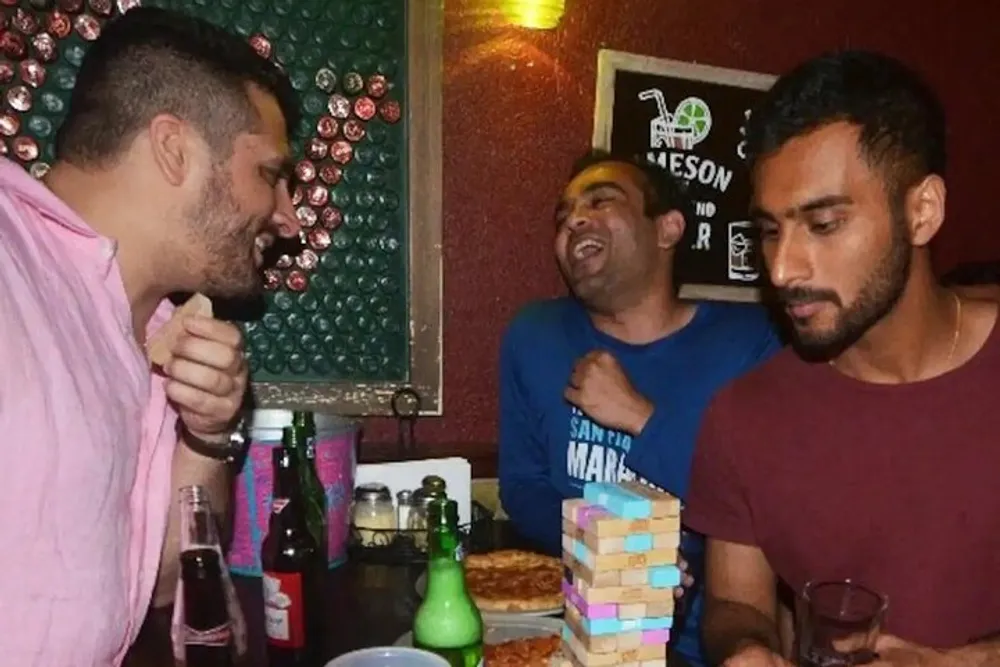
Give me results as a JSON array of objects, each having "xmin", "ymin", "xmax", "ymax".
[{"xmin": 146, "ymin": 293, "xmax": 213, "ymax": 366}]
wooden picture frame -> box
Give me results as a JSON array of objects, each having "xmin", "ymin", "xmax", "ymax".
[
  {"xmin": 252, "ymin": 1, "xmax": 444, "ymax": 416},
  {"xmin": 592, "ymin": 49, "xmax": 775, "ymax": 303}
]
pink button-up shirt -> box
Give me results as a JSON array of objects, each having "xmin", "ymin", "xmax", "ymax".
[{"xmin": 0, "ymin": 158, "xmax": 178, "ymax": 666}]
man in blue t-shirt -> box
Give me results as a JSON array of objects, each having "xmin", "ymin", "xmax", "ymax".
[{"xmin": 498, "ymin": 150, "xmax": 781, "ymax": 667}]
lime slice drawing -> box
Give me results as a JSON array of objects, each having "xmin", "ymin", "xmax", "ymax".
[{"xmin": 673, "ymin": 97, "xmax": 712, "ymax": 145}]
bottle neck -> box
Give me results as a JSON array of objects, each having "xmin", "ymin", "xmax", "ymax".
[
  {"xmin": 428, "ymin": 525, "xmax": 462, "ymax": 562},
  {"xmin": 425, "ymin": 527, "xmax": 468, "ymax": 602},
  {"xmin": 292, "ymin": 413, "xmax": 317, "ymax": 438},
  {"xmin": 179, "ymin": 486, "xmax": 220, "ymax": 551},
  {"xmin": 273, "ymin": 449, "xmax": 302, "ymax": 500}
]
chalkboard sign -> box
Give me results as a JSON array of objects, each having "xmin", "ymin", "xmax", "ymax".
[
  {"xmin": 592, "ymin": 50, "xmax": 775, "ymax": 303},
  {"xmin": 2, "ymin": 0, "xmax": 443, "ymax": 415}
]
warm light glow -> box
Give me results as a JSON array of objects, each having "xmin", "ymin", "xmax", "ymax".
[{"xmin": 502, "ymin": 0, "xmax": 565, "ymax": 30}]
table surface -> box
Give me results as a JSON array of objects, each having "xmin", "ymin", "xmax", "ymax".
[{"xmin": 126, "ymin": 521, "xmax": 543, "ymax": 666}]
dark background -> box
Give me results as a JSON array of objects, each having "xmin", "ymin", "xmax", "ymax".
[{"xmin": 360, "ymin": 1, "xmax": 1000, "ymax": 456}]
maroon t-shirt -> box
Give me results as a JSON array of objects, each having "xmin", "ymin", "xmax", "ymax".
[{"xmin": 685, "ymin": 322, "xmax": 1000, "ymax": 648}]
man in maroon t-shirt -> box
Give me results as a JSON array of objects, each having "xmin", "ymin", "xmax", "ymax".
[{"xmin": 684, "ymin": 50, "xmax": 1000, "ymax": 667}]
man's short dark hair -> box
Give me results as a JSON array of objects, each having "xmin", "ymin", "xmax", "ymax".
[
  {"xmin": 941, "ymin": 261, "xmax": 1000, "ymax": 287},
  {"xmin": 55, "ymin": 7, "xmax": 300, "ymax": 166},
  {"xmin": 744, "ymin": 50, "xmax": 946, "ymax": 207},
  {"xmin": 569, "ymin": 149, "xmax": 695, "ymax": 226}
]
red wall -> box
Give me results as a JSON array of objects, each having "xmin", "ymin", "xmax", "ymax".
[{"xmin": 362, "ymin": 1, "xmax": 1000, "ymax": 451}]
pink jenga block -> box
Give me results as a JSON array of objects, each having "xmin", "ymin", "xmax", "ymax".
[
  {"xmin": 562, "ymin": 579, "xmax": 618, "ymax": 618},
  {"xmin": 642, "ymin": 629, "xmax": 670, "ymax": 645},
  {"xmin": 563, "ymin": 498, "xmax": 588, "ymax": 521},
  {"xmin": 577, "ymin": 503, "xmax": 612, "ymax": 530}
]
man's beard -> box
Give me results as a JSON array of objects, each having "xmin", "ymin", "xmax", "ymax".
[
  {"xmin": 566, "ymin": 269, "xmax": 621, "ymax": 316},
  {"xmin": 778, "ymin": 218, "xmax": 911, "ymax": 362},
  {"xmin": 563, "ymin": 259, "xmax": 640, "ymax": 316},
  {"xmin": 187, "ymin": 170, "xmax": 264, "ymax": 299}
]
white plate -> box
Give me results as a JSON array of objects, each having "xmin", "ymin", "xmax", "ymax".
[
  {"xmin": 414, "ymin": 571, "xmax": 564, "ymax": 619},
  {"xmin": 395, "ymin": 615, "xmax": 563, "ymax": 648}
]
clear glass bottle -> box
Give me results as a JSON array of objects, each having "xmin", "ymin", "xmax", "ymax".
[
  {"xmin": 407, "ymin": 488, "xmax": 437, "ymax": 550},
  {"xmin": 396, "ymin": 489, "xmax": 415, "ymax": 535},
  {"xmin": 171, "ymin": 485, "xmax": 247, "ymax": 667}
]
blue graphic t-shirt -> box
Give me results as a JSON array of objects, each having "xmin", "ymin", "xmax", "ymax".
[{"xmin": 497, "ymin": 297, "xmax": 781, "ymax": 667}]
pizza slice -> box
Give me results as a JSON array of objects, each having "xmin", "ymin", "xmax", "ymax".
[{"xmin": 464, "ymin": 549, "xmax": 564, "ymax": 613}]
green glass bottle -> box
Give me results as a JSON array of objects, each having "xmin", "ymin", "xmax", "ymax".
[
  {"xmin": 412, "ymin": 498, "xmax": 483, "ymax": 667},
  {"xmin": 290, "ymin": 411, "xmax": 328, "ymax": 566}
]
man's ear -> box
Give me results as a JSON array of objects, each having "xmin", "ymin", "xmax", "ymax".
[
  {"xmin": 905, "ymin": 174, "xmax": 946, "ymax": 248},
  {"xmin": 655, "ymin": 210, "xmax": 686, "ymax": 251},
  {"xmin": 147, "ymin": 113, "xmax": 190, "ymax": 187}
]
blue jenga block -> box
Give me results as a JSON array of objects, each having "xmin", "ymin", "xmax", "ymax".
[
  {"xmin": 623, "ymin": 533, "xmax": 653, "ymax": 552},
  {"xmin": 583, "ymin": 482, "xmax": 652, "ymax": 519},
  {"xmin": 649, "ymin": 565, "xmax": 682, "ymax": 589}
]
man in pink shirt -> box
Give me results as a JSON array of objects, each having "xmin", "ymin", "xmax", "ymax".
[{"xmin": 0, "ymin": 7, "xmax": 300, "ymax": 665}]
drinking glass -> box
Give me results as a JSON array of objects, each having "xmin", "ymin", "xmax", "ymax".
[
  {"xmin": 325, "ymin": 647, "xmax": 450, "ymax": 667},
  {"xmin": 797, "ymin": 579, "xmax": 888, "ymax": 667}
]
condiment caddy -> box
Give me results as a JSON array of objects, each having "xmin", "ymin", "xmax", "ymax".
[{"xmin": 348, "ymin": 470, "xmax": 490, "ymax": 565}]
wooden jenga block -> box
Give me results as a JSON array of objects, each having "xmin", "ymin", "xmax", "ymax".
[
  {"xmin": 565, "ymin": 550, "xmax": 621, "ymax": 588},
  {"xmin": 564, "ymin": 519, "xmax": 627, "ymax": 555},
  {"xmin": 619, "ymin": 481, "xmax": 682, "ymax": 518},
  {"xmin": 653, "ymin": 531, "xmax": 681, "ymax": 549},
  {"xmin": 563, "ymin": 497, "xmax": 589, "ymax": 521},
  {"xmin": 562, "ymin": 628, "xmax": 668, "ymax": 667},
  {"xmin": 645, "ymin": 601, "xmax": 674, "ymax": 617},
  {"xmin": 582, "ymin": 513, "xmax": 682, "ymax": 539},
  {"xmin": 575, "ymin": 578, "xmax": 674, "ymax": 605},
  {"xmin": 578, "ymin": 565, "xmax": 678, "ymax": 593},
  {"xmin": 616, "ymin": 631, "xmax": 643, "ymax": 651},
  {"xmin": 572, "ymin": 542, "xmax": 679, "ymax": 572},
  {"xmin": 620, "ymin": 568, "xmax": 649, "ymax": 586},
  {"xmin": 584, "ymin": 482, "xmax": 653, "ymax": 519},
  {"xmin": 618, "ymin": 603, "xmax": 646, "ymax": 619},
  {"xmin": 563, "ymin": 579, "xmax": 620, "ymax": 620},
  {"xmin": 565, "ymin": 605, "xmax": 643, "ymax": 654}
]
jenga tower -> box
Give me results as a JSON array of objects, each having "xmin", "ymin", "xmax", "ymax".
[{"xmin": 557, "ymin": 481, "xmax": 682, "ymax": 667}]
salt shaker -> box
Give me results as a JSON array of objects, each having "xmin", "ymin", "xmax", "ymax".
[{"xmin": 396, "ymin": 489, "xmax": 414, "ymax": 533}]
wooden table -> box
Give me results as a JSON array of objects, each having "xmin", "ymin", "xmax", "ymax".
[
  {"xmin": 126, "ymin": 522, "xmax": 692, "ymax": 667},
  {"xmin": 127, "ymin": 522, "xmax": 542, "ymax": 666}
]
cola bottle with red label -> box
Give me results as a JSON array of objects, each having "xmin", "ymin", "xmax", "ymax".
[
  {"xmin": 181, "ymin": 548, "xmax": 234, "ymax": 667},
  {"xmin": 172, "ymin": 485, "xmax": 246, "ymax": 667},
  {"xmin": 261, "ymin": 427, "xmax": 325, "ymax": 666}
]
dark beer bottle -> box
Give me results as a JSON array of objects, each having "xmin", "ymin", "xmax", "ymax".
[
  {"xmin": 261, "ymin": 427, "xmax": 324, "ymax": 666},
  {"xmin": 177, "ymin": 485, "xmax": 236, "ymax": 667},
  {"xmin": 291, "ymin": 410, "xmax": 328, "ymax": 566}
]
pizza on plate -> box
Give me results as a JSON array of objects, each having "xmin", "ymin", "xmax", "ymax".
[
  {"xmin": 464, "ymin": 549, "xmax": 563, "ymax": 613},
  {"xmin": 483, "ymin": 634, "xmax": 562, "ymax": 667}
]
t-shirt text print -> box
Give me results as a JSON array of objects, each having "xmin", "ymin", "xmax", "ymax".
[{"xmin": 566, "ymin": 407, "xmax": 665, "ymax": 492}]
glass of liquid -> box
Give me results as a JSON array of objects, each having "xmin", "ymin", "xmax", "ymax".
[{"xmin": 797, "ymin": 579, "xmax": 888, "ymax": 667}]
